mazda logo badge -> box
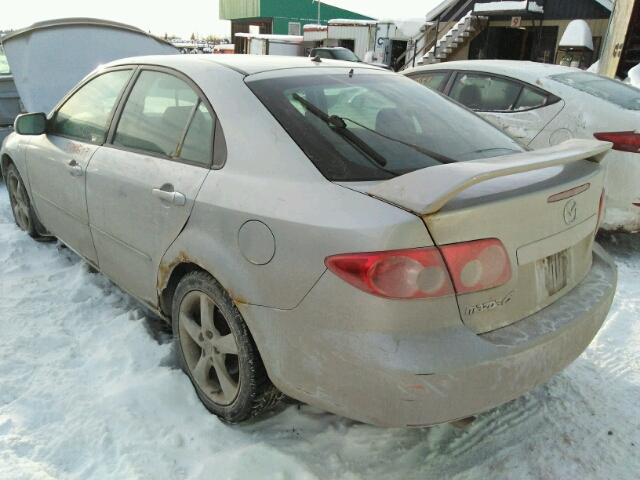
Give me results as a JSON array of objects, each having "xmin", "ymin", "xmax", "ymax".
[{"xmin": 563, "ymin": 200, "xmax": 577, "ymax": 225}]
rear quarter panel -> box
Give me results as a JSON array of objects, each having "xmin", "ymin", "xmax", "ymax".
[{"xmin": 157, "ymin": 61, "xmax": 433, "ymax": 310}]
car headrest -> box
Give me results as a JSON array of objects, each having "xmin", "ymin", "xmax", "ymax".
[
  {"xmin": 375, "ymin": 107, "xmax": 416, "ymax": 143},
  {"xmin": 457, "ymin": 84, "xmax": 483, "ymax": 109}
]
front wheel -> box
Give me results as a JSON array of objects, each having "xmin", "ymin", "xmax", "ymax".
[
  {"xmin": 172, "ymin": 271, "xmax": 282, "ymax": 423},
  {"xmin": 5, "ymin": 163, "xmax": 48, "ymax": 239}
]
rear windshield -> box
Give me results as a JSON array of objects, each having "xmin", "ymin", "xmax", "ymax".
[
  {"xmin": 0, "ymin": 46, "xmax": 10, "ymax": 75},
  {"xmin": 247, "ymin": 72, "xmax": 523, "ymax": 181},
  {"xmin": 550, "ymin": 72, "xmax": 640, "ymax": 111}
]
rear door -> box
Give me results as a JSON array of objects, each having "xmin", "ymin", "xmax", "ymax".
[
  {"xmin": 86, "ymin": 68, "xmax": 217, "ymax": 304},
  {"xmin": 446, "ymin": 71, "xmax": 564, "ymax": 145},
  {"xmin": 25, "ymin": 68, "xmax": 133, "ymax": 264}
]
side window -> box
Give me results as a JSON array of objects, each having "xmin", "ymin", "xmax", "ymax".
[
  {"xmin": 179, "ymin": 103, "xmax": 214, "ymax": 166},
  {"xmin": 411, "ymin": 72, "xmax": 449, "ymax": 91},
  {"xmin": 449, "ymin": 73, "xmax": 521, "ymax": 111},
  {"xmin": 113, "ymin": 71, "xmax": 200, "ymax": 158},
  {"xmin": 514, "ymin": 86, "xmax": 547, "ymax": 110},
  {"xmin": 51, "ymin": 70, "xmax": 132, "ymax": 144}
]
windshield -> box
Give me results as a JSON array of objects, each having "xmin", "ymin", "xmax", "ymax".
[
  {"xmin": 550, "ymin": 72, "xmax": 640, "ymax": 111},
  {"xmin": 247, "ymin": 71, "xmax": 523, "ymax": 181},
  {"xmin": 0, "ymin": 46, "xmax": 10, "ymax": 75}
]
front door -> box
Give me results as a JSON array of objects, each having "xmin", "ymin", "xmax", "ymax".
[
  {"xmin": 86, "ymin": 69, "xmax": 215, "ymax": 304},
  {"xmin": 26, "ymin": 69, "xmax": 133, "ymax": 264}
]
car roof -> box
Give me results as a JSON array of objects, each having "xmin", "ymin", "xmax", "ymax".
[
  {"xmin": 404, "ymin": 60, "xmax": 579, "ymax": 83},
  {"xmin": 107, "ymin": 54, "xmax": 381, "ymax": 76}
]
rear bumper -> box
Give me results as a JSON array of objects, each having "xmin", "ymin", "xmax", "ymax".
[{"xmin": 240, "ymin": 243, "xmax": 617, "ymax": 427}]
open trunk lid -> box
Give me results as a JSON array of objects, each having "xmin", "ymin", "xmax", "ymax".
[{"xmin": 368, "ymin": 139, "xmax": 611, "ymax": 333}]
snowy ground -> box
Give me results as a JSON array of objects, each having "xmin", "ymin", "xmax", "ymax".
[{"xmin": 0, "ymin": 182, "xmax": 638, "ymax": 480}]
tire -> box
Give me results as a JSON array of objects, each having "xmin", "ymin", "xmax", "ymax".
[
  {"xmin": 172, "ymin": 270, "xmax": 282, "ymax": 423},
  {"xmin": 5, "ymin": 163, "xmax": 50, "ymax": 240}
]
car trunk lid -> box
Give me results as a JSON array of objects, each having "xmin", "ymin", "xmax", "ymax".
[{"xmin": 367, "ymin": 139, "xmax": 611, "ymax": 333}]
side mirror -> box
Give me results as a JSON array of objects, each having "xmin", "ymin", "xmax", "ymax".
[{"xmin": 14, "ymin": 112, "xmax": 47, "ymax": 135}]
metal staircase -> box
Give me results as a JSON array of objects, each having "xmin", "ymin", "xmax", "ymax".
[{"xmin": 422, "ymin": 11, "xmax": 487, "ymax": 64}]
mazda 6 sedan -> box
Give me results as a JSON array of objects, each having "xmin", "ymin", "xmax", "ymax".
[
  {"xmin": 1, "ymin": 55, "xmax": 617, "ymax": 427},
  {"xmin": 403, "ymin": 60, "xmax": 640, "ymax": 233}
]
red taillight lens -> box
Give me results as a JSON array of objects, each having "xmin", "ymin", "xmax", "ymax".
[
  {"xmin": 325, "ymin": 247, "xmax": 454, "ymax": 299},
  {"xmin": 439, "ymin": 239, "xmax": 511, "ymax": 295},
  {"xmin": 325, "ymin": 239, "xmax": 512, "ymax": 299},
  {"xmin": 594, "ymin": 131, "xmax": 640, "ymax": 153},
  {"xmin": 597, "ymin": 189, "xmax": 606, "ymax": 231}
]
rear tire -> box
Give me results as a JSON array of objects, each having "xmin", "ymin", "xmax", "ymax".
[
  {"xmin": 5, "ymin": 163, "xmax": 50, "ymax": 240},
  {"xmin": 172, "ymin": 271, "xmax": 282, "ymax": 423}
]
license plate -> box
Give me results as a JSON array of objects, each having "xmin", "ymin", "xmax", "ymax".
[{"xmin": 542, "ymin": 249, "xmax": 568, "ymax": 296}]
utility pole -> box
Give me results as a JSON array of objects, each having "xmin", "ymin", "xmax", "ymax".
[{"xmin": 317, "ymin": 0, "xmax": 321, "ymax": 25}]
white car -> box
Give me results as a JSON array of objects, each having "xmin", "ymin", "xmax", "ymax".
[{"xmin": 403, "ymin": 60, "xmax": 640, "ymax": 232}]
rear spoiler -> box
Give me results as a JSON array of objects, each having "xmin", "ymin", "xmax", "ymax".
[{"xmin": 367, "ymin": 139, "xmax": 612, "ymax": 215}]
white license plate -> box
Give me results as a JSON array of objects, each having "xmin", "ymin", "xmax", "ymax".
[{"xmin": 542, "ymin": 249, "xmax": 569, "ymax": 296}]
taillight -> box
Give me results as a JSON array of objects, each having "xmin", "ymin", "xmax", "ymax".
[
  {"xmin": 439, "ymin": 239, "xmax": 511, "ymax": 294},
  {"xmin": 594, "ymin": 131, "xmax": 640, "ymax": 153},
  {"xmin": 597, "ymin": 189, "xmax": 606, "ymax": 231},
  {"xmin": 325, "ymin": 239, "xmax": 512, "ymax": 299},
  {"xmin": 325, "ymin": 247, "xmax": 454, "ymax": 299}
]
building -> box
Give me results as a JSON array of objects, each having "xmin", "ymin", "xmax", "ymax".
[
  {"xmin": 599, "ymin": 0, "xmax": 640, "ymax": 79},
  {"xmin": 404, "ymin": 0, "xmax": 613, "ymax": 69},
  {"xmin": 303, "ymin": 19, "xmax": 423, "ymax": 69},
  {"xmin": 219, "ymin": 0, "xmax": 373, "ymax": 51}
]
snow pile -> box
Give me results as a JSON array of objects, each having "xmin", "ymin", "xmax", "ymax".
[
  {"xmin": 627, "ymin": 64, "xmax": 640, "ymax": 89},
  {"xmin": 474, "ymin": 1, "xmax": 544, "ymax": 14},
  {"xmin": 0, "ymin": 183, "xmax": 638, "ymax": 479},
  {"xmin": 559, "ymin": 20, "xmax": 594, "ymax": 50}
]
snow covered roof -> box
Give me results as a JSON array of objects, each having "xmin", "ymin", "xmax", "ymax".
[
  {"xmin": 474, "ymin": 1, "xmax": 544, "ymax": 14},
  {"xmin": 234, "ymin": 33, "xmax": 303, "ymax": 42},
  {"xmin": 559, "ymin": 20, "xmax": 594, "ymax": 50},
  {"xmin": 303, "ymin": 24, "xmax": 328, "ymax": 32},
  {"xmin": 594, "ymin": 0, "xmax": 613, "ymax": 11},
  {"xmin": 328, "ymin": 19, "xmax": 377, "ymax": 26},
  {"xmin": 425, "ymin": 0, "xmax": 458, "ymax": 21},
  {"xmin": 427, "ymin": 0, "xmax": 609, "ymax": 22}
]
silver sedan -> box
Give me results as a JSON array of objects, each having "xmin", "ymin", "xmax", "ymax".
[{"xmin": 1, "ymin": 55, "xmax": 617, "ymax": 427}]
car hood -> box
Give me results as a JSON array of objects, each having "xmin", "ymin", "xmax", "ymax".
[{"xmin": 1, "ymin": 17, "xmax": 177, "ymax": 113}]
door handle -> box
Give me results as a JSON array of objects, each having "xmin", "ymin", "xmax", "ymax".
[
  {"xmin": 67, "ymin": 159, "xmax": 83, "ymax": 177},
  {"xmin": 152, "ymin": 187, "xmax": 186, "ymax": 206}
]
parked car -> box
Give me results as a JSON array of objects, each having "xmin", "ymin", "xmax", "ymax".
[
  {"xmin": 309, "ymin": 46, "xmax": 392, "ymax": 69},
  {"xmin": 403, "ymin": 60, "xmax": 640, "ymax": 233},
  {"xmin": 1, "ymin": 55, "xmax": 616, "ymax": 427}
]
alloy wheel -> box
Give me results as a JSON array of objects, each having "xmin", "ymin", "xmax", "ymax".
[
  {"xmin": 178, "ymin": 290, "xmax": 240, "ymax": 405},
  {"xmin": 7, "ymin": 170, "xmax": 31, "ymax": 231}
]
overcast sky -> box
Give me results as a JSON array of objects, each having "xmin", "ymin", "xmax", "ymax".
[{"xmin": 1, "ymin": 0, "xmax": 440, "ymax": 38}]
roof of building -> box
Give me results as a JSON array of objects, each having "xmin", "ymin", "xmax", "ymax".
[{"xmin": 425, "ymin": 0, "xmax": 611, "ymax": 21}]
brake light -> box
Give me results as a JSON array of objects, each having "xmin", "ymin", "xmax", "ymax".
[
  {"xmin": 325, "ymin": 239, "xmax": 512, "ymax": 299},
  {"xmin": 593, "ymin": 131, "xmax": 640, "ymax": 153},
  {"xmin": 597, "ymin": 189, "xmax": 606, "ymax": 231},
  {"xmin": 325, "ymin": 247, "xmax": 454, "ymax": 299},
  {"xmin": 439, "ymin": 239, "xmax": 512, "ymax": 294}
]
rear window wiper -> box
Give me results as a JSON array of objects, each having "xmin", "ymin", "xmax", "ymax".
[
  {"xmin": 340, "ymin": 116, "xmax": 457, "ymax": 165},
  {"xmin": 292, "ymin": 93, "xmax": 395, "ymax": 173}
]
